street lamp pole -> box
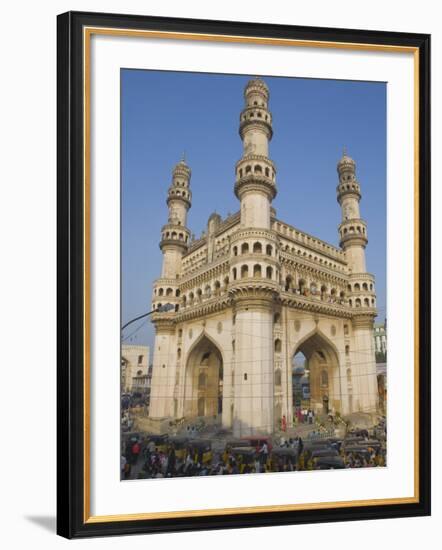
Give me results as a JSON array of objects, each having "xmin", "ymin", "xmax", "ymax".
[{"xmin": 121, "ymin": 303, "xmax": 175, "ymax": 331}]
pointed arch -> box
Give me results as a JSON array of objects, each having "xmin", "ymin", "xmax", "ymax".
[
  {"xmin": 184, "ymin": 331, "xmax": 224, "ymax": 420},
  {"xmin": 291, "ymin": 327, "xmax": 340, "ymax": 362},
  {"xmin": 184, "ymin": 330, "xmax": 225, "ymax": 382},
  {"xmin": 184, "ymin": 330, "xmax": 225, "ymax": 375},
  {"xmin": 291, "ymin": 327, "xmax": 341, "ymax": 417}
]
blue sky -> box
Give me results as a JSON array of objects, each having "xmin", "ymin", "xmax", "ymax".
[{"xmin": 121, "ymin": 70, "xmax": 386, "ymax": 353}]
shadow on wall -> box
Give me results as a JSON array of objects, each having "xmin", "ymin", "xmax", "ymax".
[{"xmin": 24, "ymin": 515, "xmax": 56, "ymax": 533}]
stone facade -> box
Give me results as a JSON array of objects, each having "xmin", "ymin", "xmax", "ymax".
[{"xmin": 148, "ymin": 78, "xmax": 379, "ymax": 436}]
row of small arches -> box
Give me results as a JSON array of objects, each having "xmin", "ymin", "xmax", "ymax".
[
  {"xmin": 237, "ymin": 164, "xmax": 275, "ymax": 180},
  {"xmin": 155, "ymin": 287, "xmax": 180, "ymax": 297},
  {"xmin": 348, "ymin": 282, "xmax": 374, "ymax": 292},
  {"xmin": 284, "ymin": 276, "xmax": 346, "ymax": 300},
  {"xmin": 349, "ymin": 297, "xmax": 376, "ymax": 308},
  {"xmin": 342, "ymin": 225, "xmax": 366, "ymax": 235},
  {"xmin": 241, "ymin": 110, "xmax": 269, "ymax": 122},
  {"xmin": 339, "ymin": 174, "xmax": 357, "ymax": 184},
  {"xmin": 281, "ymin": 244, "xmax": 339, "ymax": 269},
  {"xmin": 232, "ymin": 264, "xmax": 275, "ymax": 280},
  {"xmin": 169, "ymin": 189, "xmax": 190, "ymax": 199},
  {"xmin": 162, "ymin": 231, "xmax": 189, "ymax": 242},
  {"xmin": 154, "ymin": 302, "xmax": 180, "ymax": 312},
  {"xmin": 274, "ymin": 223, "xmax": 344, "ymax": 260},
  {"xmin": 232, "ymin": 242, "xmax": 274, "ymax": 256},
  {"xmin": 182, "ymin": 247, "xmax": 207, "ymax": 266},
  {"xmin": 156, "ymin": 280, "xmax": 374, "ymax": 306},
  {"xmin": 155, "ymin": 295, "xmax": 374, "ymax": 312},
  {"xmin": 181, "ymin": 279, "xmax": 229, "ymax": 307}
]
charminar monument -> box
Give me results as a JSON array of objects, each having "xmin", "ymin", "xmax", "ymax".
[{"xmin": 148, "ymin": 78, "xmax": 379, "ymax": 436}]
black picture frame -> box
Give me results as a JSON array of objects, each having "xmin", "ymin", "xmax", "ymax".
[{"xmin": 57, "ymin": 10, "xmax": 431, "ymax": 539}]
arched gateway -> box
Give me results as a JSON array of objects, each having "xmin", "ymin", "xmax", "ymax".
[
  {"xmin": 184, "ymin": 334, "xmax": 223, "ymax": 420},
  {"xmin": 292, "ymin": 331, "xmax": 341, "ymax": 415}
]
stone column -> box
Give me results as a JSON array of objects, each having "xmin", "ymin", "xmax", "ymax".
[
  {"xmin": 232, "ymin": 293, "xmax": 275, "ymax": 436},
  {"xmin": 148, "ymin": 318, "xmax": 176, "ymax": 418},
  {"xmin": 351, "ymin": 315, "xmax": 379, "ymax": 413}
]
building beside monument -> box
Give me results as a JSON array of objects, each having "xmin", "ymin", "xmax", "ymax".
[
  {"xmin": 148, "ymin": 78, "xmax": 379, "ymax": 436},
  {"xmin": 374, "ymin": 320, "xmax": 387, "ymax": 362},
  {"xmin": 121, "ymin": 344, "xmax": 150, "ymax": 393}
]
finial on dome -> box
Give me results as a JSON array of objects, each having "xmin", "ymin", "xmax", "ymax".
[
  {"xmin": 172, "ymin": 154, "xmax": 191, "ymax": 184},
  {"xmin": 337, "ymin": 148, "xmax": 355, "ymax": 170},
  {"xmin": 174, "ymin": 153, "xmax": 190, "ymax": 172}
]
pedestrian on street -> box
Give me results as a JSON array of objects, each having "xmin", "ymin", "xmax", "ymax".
[
  {"xmin": 166, "ymin": 447, "xmax": 176, "ymax": 476},
  {"xmin": 298, "ymin": 436, "xmax": 304, "ymax": 455},
  {"xmin": 131, "ymin": 440, "xmax": 141, "ymax": 464},
  {"xmin": 259, "ymin": 441, "xmax": 269, "ymax": 467}
]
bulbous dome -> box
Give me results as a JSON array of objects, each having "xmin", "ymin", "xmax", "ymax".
[
  {"xmin": 173, "ymin": 156, "xmax": 191, "ymax": 177},
  {"xmin": 337, "ymin": 149, "xmax": 356, "ymax": 172},
  {"xmin": 244, "ymin": 77, "xmax": 269, "ymax": 98}
]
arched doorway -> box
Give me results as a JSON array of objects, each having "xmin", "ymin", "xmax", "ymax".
[
  {"xmin": 184, "ymin": 335, "xmax": 223, "ymax": 420},
  {"xmin": 292, "ymin": 331, "xmax": 341, "ymax": 416}
]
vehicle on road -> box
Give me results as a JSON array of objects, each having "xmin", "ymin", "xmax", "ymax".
[
  {"xmin": 270, "ymin": 448, "xmax": 298, "ymax": 471},
  {"xmin": 311, "ymin": 448, "xmax": 339, "ymax": 459},
  {"xmin": 314, "ymin": 456, "xmax": 345, "ymax": 469},
  {"xmin": 189, "ymin": 439, "xmax": 213, "ymax": 465},
  {"xmin": 167, "ymin": 436, "xmax": 189, "ymax": 459},
  {"xmin": 146, "ymin": 434, "xmax": 168, "ymax": 453},
  {"xmin": 231, "ymin": 447, "xmax": 257, "ymax": 473}
]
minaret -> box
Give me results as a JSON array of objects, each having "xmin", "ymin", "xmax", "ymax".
[
  {"xmin": 159, "ymin": 158, "xmax": 192, "ymax": 279},
  {"xmin": 337, "ymin": 150, "xmax": 379, "ymax": 413},
  {"xmin": 230, "ymin": 78, "xmax": 279, "ymax": 437},
  {"xmin": 235, "ymin": 78, "xmax": 277, "ymax": 229},
  {"xmin": 149, "ymin": 159, "xmax": 192, "ymax": 419},
  {"xmin": 336, "ymin": 151, "xmax": 367, "ymax": 273}
]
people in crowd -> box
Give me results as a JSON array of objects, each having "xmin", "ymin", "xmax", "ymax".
[{"xmin": 120, "ymin": 421, "xmax": 386, "ymax": 479}]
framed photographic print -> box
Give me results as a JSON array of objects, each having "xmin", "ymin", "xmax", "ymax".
[{"xmin": 57, "ymin": 11, "xmax": 431, "ymax": 538}]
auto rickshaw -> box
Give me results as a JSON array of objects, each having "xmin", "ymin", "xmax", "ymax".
[
  {"xmin": 189, "ymin": 439, "xmax": 213, "ymax": 465},
  {"xmin": 303, "ymin": 439, "xmax": 333, "ymax": 453},
  {"xmin": 167, "ymin": 436, "xmax": 189, "ymax": 460},
  {"xmin": 225, "ymin": 439, "xmax": 247, "ymax": 450},
  {"xmin": 314, "ymin": 456, "xmax": 345, "ymax": 470},
  {"xmin": 311, "ymin": 448, "xmax": 339, "ymax": 460},
  {"xmin": 343, "ymin": 445, "xmax": 373, "ymax": 461},
  {"xmin": 146, "ymin": 434, "xmax": 168, "ymax": 453},
  {"xmin": 360, "ymin": 439, "xmax": 382, "ymax": 451},
  {"xmin": 270, "ymin": 448, "xmax": 299, "ymax": 472},
  {"xmin": 231, "ymin": 447, "xmax": 257, "ymax": 473},
  {"xmin": 343, "ymin": 436, "xmax": 366, "ymax": 448},
  {"xmin": 322, "ymin": 437, "xmax": 342, "ymax": 452}
]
